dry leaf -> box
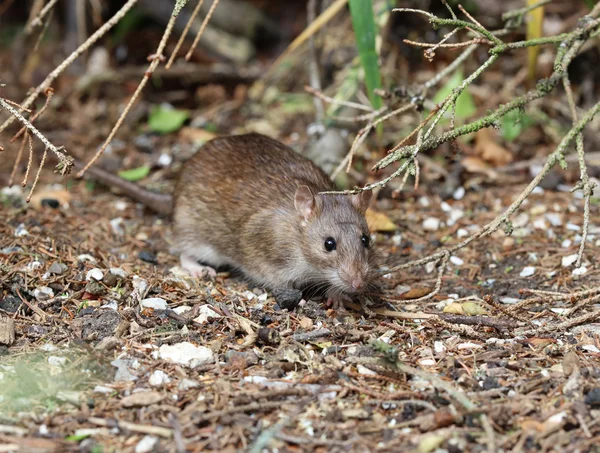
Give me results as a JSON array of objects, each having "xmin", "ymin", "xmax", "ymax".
[
  {"xmin": 298, "ymin": 316, "xmax": 314, "ymax": 330},
  {"xmin": 120, "ymin": 391, "xmax": 163, "ymax": 407},
  {"xmin": 365, "ymin": 208, "xmax": 397, "ymax": 232},
  {"xmin": 474, "ymin": 128, "xmax": 513, "ymax": 166},
  {"xmin": 520, "ymin": 418, "xmax": 545, "ymax": 433},
  {"xmin": 461, "ymin": 156, "xmax": 498, "ymax": 179},
  {"xmin": 399, "ymin": 287, "xmax": 432, "ymax": 300},
  {"xmin": 179, "ymin": 127, "xmax": 216, "ymax": 144},
  {"xmin": 443, "ymin": 301, "xmax": 487, "ymax": 316},
  {"xmin": 29, "ymin": 188, "xmax": 71, "ymax": 209}
]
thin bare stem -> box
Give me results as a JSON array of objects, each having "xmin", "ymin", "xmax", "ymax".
[
  {"xmin": 185, "ymin": 0, "xmax": 219, "ymax": 61},
  {"xmin": 9, "ymin": 134, "xmax": 27, "ymax": 187},
  {"xmin": 27, "ymin": 147, "xmax": 47, "ymax": 202},
  {"xmin": 26, "ymin": 0, "xmax": 58, "ymax": 34},
  {"xmin": 22, "ymin": 132, "xmax": 34, "ymax": 187},
  {"xmin": 77, "ymin": 0, "xmax": 188, "ymax": 177},
  {"xmin": 166, "ymin": 0, "xmax": 205, "ymax": 69},
  {"xmin": 305, "ymin": 85, "xmax": 373, "ymax": 112},
  {"xmin": 0, "ymin": 0, "xmax": 139, "ymax": 135}
]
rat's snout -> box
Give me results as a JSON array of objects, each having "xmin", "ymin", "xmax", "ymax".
[{"xmin": 340, "ymin": 266, "xmax": 368, "ymax": 292}]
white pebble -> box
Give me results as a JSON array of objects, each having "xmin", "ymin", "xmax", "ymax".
[
  {"xmin": 545, "ymin": 213, "xmax": 562, "ymax": 226},
  {"xmin": 141, "ymin": 297, "xmax": 168, "ymax": 310},
  {"xmin": 392, "ymin": 232, "xmax": 402, "ymax": 246},
  {"xmin": 148, "ymin": 370, "xmax": 171, "ymax": 386},
  {"xmin": 440, "ymin": 201, "xmax": 452, "ymax": 213},
  {"xmin": 14, "ymin": 224, "xmax": 29, "ymax": 237},
  {"xmin": 135, "ymin": 435, "xmax": 159, "ymax": 453},
  {"xmin": 520, "ymin": 266, "xmax": 535, "ymax": 277},
  {"xmin": 34, "ymin": 286, "xmax": 54, "ymax": 301},
  {"xmin": 450, "ymin": 256, "xmax": 464, "ymax": 266},
  {"xmin": 86, "ymin": 268, "xmax": 104, "ymax": 281},
  {"xmin": 562, "ymin": 239, "xmax": 572, "ymax": 248},
  {"xmin": 173, "ymin": 305, "xmax": 192, "ymax": 315},
  {"xmin": 48, "ymin": 356, "xmax": 67, "ymax": 367},
  {"xmin": 157, "ymin": 153, "xmax": 172, "ymax": 167},
  {"xmin": 77, "ymin": 254, "xmax": 97, "ymax": 264},
  {"xmin": 572, "ymin": 266, "xmax": 587, "ymax": 276},
  {"xmin": 500, "ymin": 297, "xmax": 519, "ymax": 304},
  {"xmin": 114, "ymin": 200, "xmax": 128, "ymax": 211},
  {"xmin": 193, "ymin": 305, "xmax": 222, "ymax": 324},
  {"xmin": 561, "ymin": 254, "xmax": 579, "ymax": 267},
  {"xmin": 418, "ymin": 359, "xmax": 436, "ymax": 366},
  {"xmin": 158, "ymin": 342, "xmax": 214, "ymax": 368},
  {"xmin": 566, "ymin": 223, "xmax": 581, "ymax": 231},
  {"xmin": 532, "ymin": 186, "xmax": 545, "ymax": 194},
  {"xmin": 423, "ymin": 217, "xmax": 440, "ymax": 231},
  {"xmin": 110, "ymin": 217, "xmax": 124, "ymax": 236},
  {"xmin": 456, "ymin": 228, "xmax": 469, "ymax": 238},
  {"xmin": 434, "ymin": 341, "xmax": 446, "ymax": 354},
  {"xmin": 418, "ymin": 197, "xmax": 430, "ymax": 207},
  {"xmin": 453, "ymin": 187, "xmax": 465, "ymax": 200},
  {"xmin": 109, "ymin": 268, "xmax": 128, "ymax": 279},
  {"xmin": 425, "ymin": 262, "xmax": 436, "ymax": 273},
  {"xmin": 533, "ymin": 218, "xmax": 547, "ymax": 230},
  {"xmin": 457, "ymin": 342, "xmax": 483, "ymax": 350}
]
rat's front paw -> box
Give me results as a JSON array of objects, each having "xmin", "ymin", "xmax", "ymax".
[{"xmin": 325, "ymin": 293, "xmax": 352, "ymax": 310}]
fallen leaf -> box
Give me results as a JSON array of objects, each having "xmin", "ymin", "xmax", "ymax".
[
  {"xmin": 118, "ymin": 166, "xmax": 150, "ymax": 182},
  {"xmin": 120, "ymin": 391, "xmax": 163, "ymax": 407},
  {"xmin": 365, "ymin": 208, "xmax": 397, "ymax": 232},
  {"xmin": 179, "ymin": 127, "xmax": 216, "ymax": 145},
  {"xmin": 474, "ymin": 128, "xmax": 513, "ymax": 166},
  {"xmin": 298, "ymin": 316, "xmax": 313, "ymax": 330},
  {"xmin": 520, "ymin": 418, "xmax": 545, "ymax": 432},
  {"xmin": 399, "ymin": 287, "xmax": 432, "ymax": 300},
  {"xmin": 443, "ymin": 301, "xmax": 487, "ymax": 316},
  {"xmin": 148, "ymin": 105, "xmax": 189, "ymax": 134},
  {"xmin": 29, "ymin": 189, "xmax": 71, "ymax": 209},
  {"xmin": 461, "ymin": 156, "xmax": 498, "ymax": 179}
]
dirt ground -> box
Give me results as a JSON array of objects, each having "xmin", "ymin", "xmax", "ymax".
[{"xmin": 2, "ymin": 0, "xmax": 600, "ymax": 452}]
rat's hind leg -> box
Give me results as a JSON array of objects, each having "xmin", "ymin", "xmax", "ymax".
[{"xmin": 180, "ymin": 252, "xmax": 217, "ymax": 279}]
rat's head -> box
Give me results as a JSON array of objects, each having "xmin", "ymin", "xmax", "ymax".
[{"xmin": 294, "ymin": 185, "xmax": 375, "ymax": 295}]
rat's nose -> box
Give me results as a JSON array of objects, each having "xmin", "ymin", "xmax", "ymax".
[{"xmin": 350, "ymin": 278, "xmax": 364, "ymax": 290}]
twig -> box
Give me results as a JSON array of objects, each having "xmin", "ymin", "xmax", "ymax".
[
  {"xmin": 185, "ymin": 0, "xmax": 220, "ymax": 61},
  {"xmin": 88, "ymin": 417, "xmax": 172, "ymax": 438},
  {"xmin": 304, "ymin": 85, "xmax": 373, "ymax": 112},
  {"xmin": 0, "ymin": 0, "xmax": 139, "ymax": 135},
  {"xmin": 516, "ymin": 310, "xmax": 600, "ymax": 337},
  {"xmin": 25, "ymin": 0, "xmax": 58, "ymax": 33},
  {"xmin": 0, "ymin": 97, "xmax": 72, "ymax": 174},
  {"xmin": 502, "ymin": 0, "xmax": 552, "ymax": 22},
  {"xmin": 166, "ymin": 0, "xmax": 205, "ymax": 69},
  {"xmin": 78, "ymin": 0, "xmax": 189, "ymax": 177},
  {"xmin": 27, "ymin": 147, "xmax": 47, "ymax": 202},
  {"xmin": 307, "ymin": 0, "xmax": 324, "ymax": 123},
  {"xmin": 8, "ymin": 134, "xmax": 27, "ymax": 187}
]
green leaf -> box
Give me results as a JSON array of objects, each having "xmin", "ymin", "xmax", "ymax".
[
  {"xmin": 66, "ymin": 433, "xmax": 91, "ymax": 442},
  {"xmin": 348, "ymin": 0, "xmax": 383, "ymax": 111},
  {"xmin": 118, "ymin": 166, "xmax": 150, "ymax": 182},
  {"xmin": 148, "ymin": 105, "xmax": 189, "ymax": 134},
  {"xmin": 584, "ymin": 0, "xmax": 598, "ymax": 10},
  {"xmin": 501, "ymin": 109, "xmax": 535, "ymax": 142},
  {"xmin": 432, "ymin": 68, "xmax": 476, "ymax": 121}
]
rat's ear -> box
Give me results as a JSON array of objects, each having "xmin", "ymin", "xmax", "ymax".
[
  {"xmin": 351, "ymin": 190, "xmax": 372, "ymax": 214},
  {"xmin": 294, "ymin": 185, "xmax": 315, "ymax": 220}
]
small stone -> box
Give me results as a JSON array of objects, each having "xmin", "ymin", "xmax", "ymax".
[
  {"xmin": 562, "ymin": 254, "xmax": 578, "ymax": 267},
  {"xmin": 82, "ymin": 309, "xmax": 124, "ymax": 340},
  {"xmin": 395, "ymin": 285, "xmax": 411, "ymax": 296},
  {"xmin": 173, "ymin": 305, "xmax": 192, "ymax": 315},
  {"xmin": 48, "ymin": 356, "xmax": 67, "ymax": 367},
  {"xmin": 562, "ymin": 239, "xmax": 572, "ymax": 248},
  {"xmin": 500, "ymin": 297, "xmax": 519, "ymax": 304},
  {"xmin": 545, "ymin": 213, "xmax": 562, "ymax": 226},
  {"xmin": 158, "ymin": 342, "xmax": 214, "ymax": 368},
  {"xmin": 34, "ymin": 286, "xmax": 54, "ymax": 301},
  {"xmin": 84, "ymin": 280, "xmax": 106, "ymax": 296},
  {"xmin": 141, "ymin": 297, "xmax": 168, "ymax": 310},
  {"xmin": 114, "ymin": 200, "xmax": 128, "ymax": 211},
  {"xmin": 136, "ymin": 435, "xmax": 159, "ymax": 453},
  {"xmin": 77, "ymin": 254, "xmax": 97, "ymax": 264},
  {"xmin": 584, "ymin": 388, "xmax": 600, "ymax": 408},
  {"xmin": 0, "ymin": 296, "xmax": 20, "ymax": 313},
  {"xmin": 530, "ymin": 205, "xmax": 546, "ymax": 215},
  {"xmin": 110, "ymin": 218, "xmax": 124, "ymax": 236},
  {"xmin": 450, "ymin": 256, "xmax": 463, "ymax": 266},
  {"xmin": 272, "ymin": 288, "xmax": 303, "ymax": 310},
  {"xmin": 138, "ymin": 250, "xmax": 158, "ymax": 264},
  {"xmin": 572, "ymin": 266, "xmax": 587, "ymax": 276},
  {"xmin": 149, "ymin": 370, "xmax": 171, "ymax": 386},
  {"xmin": 178, "ymin": 378, "xmax": 200, "ymax": 390},
  {"xmin": 157, "ymin": 153, "xmax": 172, "ymax": 167},
  {"xmin": 533, "ymin": 218, "xmax": 547, "ymax": 230},
  {"xmin": 109, "ymin": 268, "xmax": 128, "ymax": 279},
  {"xmin": 457, "ymin": 228, "xmax": 469, "ymax": 238},
  {"xmin": 419, "ymin": 197, "xmax": 430, "ymax": 207},
  {"xmin": 193, "ymin": 305, "xmax": 222, "ymax": 324},
  {"xmin": 425, "ymin": 262, "xmax": 436, "ymax": 273},
  {"xmin": 453, "ymin": 187, "xmax": 465, "ymax": 200},
  {"xmin": 520, "ymin": 266, "xmax": 535, "ymax": 277},
  {"xmin": 566, "ymin": 223, "xmax": 581, "ymax": 231},
  {"xmin": 423, "ymin": 217, "xmax": 440, "ymax": 231},
  {"xmin": 14, "ymin": 224, "xmax": 29, "ymax": 237},
  {"xmin": 48, "ymin": 262, "xmax": 67, "ymax": 275},
  {"xmin": 86, "ymin": 268, "xmax": 104, "ymax": 281}
]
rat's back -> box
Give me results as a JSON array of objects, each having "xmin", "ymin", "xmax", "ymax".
[{"xmin": 172, "ymin": 133, "xmax": 333, "ymax": 275}]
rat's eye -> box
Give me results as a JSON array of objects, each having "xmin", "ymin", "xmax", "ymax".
[
  {"xmin": 324, "ymin": 237, "xmax": 337, "ymax": 252},
  {"xmin": 361, "ymin": 234, "xmax": 370, "ymax": 248}
]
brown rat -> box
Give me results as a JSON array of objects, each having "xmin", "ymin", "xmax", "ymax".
[{"xmin": 83, "ymin": 133, "xmax": 376, "ymax": 306}]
